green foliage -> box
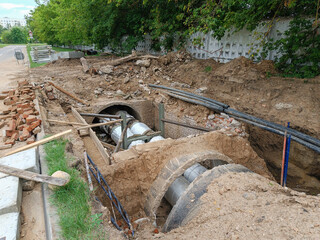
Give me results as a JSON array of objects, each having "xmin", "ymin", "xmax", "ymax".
[
  {"xmin": 263, "ymin": 18, "xmax": 320, "ymax": 78},
  {"xmin": 27, "ymin": 0, "xmax": 320, "ymax": 77},
  {"xmin": 44, "ymin": 139, "xmax": 106, "ymax": 239},
  {"xmin": 204, "ymin": 66, "xmax": 212, "ymax": 72},
  {"xmin": 1, "ymin": 27, "xmax": 28, "ymax": 44}
]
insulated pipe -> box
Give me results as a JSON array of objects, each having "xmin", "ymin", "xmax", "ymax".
[
  {"xmin": 164, "ymin": 176, "xmax": 190, "ymax": 206},
  {"xmin": 110, "ymin": 125, "xmax": 144, "ymax": 149},
  {"xmin": 183, "ymin": 163, "xmax": 207, "ymax": 182},
  {"xmin": 130, "ymin": 122, "xmax": 152, "ymax": 135}
]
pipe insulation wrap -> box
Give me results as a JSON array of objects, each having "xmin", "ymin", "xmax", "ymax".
[
  {"xmin": 183, "ymin": 163, "xmax": 207, "ymax": 182},
  {"xmin": 164, "ymin": 176, "xmax": 190, "ymax": 206},
  {"xmin": 110, "ymin": 125, "xmax": 144, "ymax": 148},
  {"xmin": 130, "ymin": 122, "xmax": 152, "ymax": 135},
  {"xmin": 149, "ymin": 135, "xmax": 165, "ymax": 142}
]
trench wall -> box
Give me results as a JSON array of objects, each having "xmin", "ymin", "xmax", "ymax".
[{"xmin": 99, "ymin": 131, "xmax": 273, "ymax": 215}]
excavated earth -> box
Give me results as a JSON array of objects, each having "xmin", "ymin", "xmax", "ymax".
[{"xmin": 28, "ymin": 51, "xmax": 320, "ymax": 238}]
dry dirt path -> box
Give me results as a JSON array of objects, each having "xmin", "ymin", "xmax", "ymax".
[{"xmin": 0, "ymin": 45, "xmax": 46, "ymax": 240}]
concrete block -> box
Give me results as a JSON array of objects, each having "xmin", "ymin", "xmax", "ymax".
[
  {"xmin": 0, "ymin": 148, "xmax": 38, "ymax": 179},
  {"xmin": 69, "ymin": 51, "xmax": 84, "ymax": 58},
  {"xmin": 0, "ymin": 212, "xmax": 20, "ymax": 240},
  {"xmin": 0, "ymin": 176, "xmax": 22, "ymax": 215}
]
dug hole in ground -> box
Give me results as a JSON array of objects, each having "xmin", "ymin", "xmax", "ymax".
[{"xmin": 1, "ymin": 45, "xmax": 320, "ymax": 239}]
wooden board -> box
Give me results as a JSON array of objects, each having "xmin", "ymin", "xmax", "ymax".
[
  {"xmin": 0, "ymin": 164, "xmax": 69, "ymax": 186},
  {"xmin": 71, "ymin": 107, "xmax": 110, "ymax": 165}
]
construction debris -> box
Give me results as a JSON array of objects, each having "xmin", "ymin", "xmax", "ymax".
[{"xmin": 0, "ymin": 80, "xmax": 41, "ymax": 147}]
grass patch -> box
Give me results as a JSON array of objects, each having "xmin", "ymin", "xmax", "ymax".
[
  {"xmin": 44, "ymin": 139, "xmax": 106, "ymax": 239},
  {"xmin": 26, "ymin": 44, "xmax": 47, "ymax": 68},
  {"xmin": 0, "ymin": 44, "xmax": 9, "ymax": 48},
  {"xmin": 204, "ymin": 66, "xmax": 212, "ymax": 72}
]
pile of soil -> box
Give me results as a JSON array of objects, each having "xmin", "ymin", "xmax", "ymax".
[
  {"xmin": 137, "ymin": 172, "xmax": 320, "ymax": 239},
  {"xmin": 30, "ymin": 51, "xmax": 320, "ymax": 193}
]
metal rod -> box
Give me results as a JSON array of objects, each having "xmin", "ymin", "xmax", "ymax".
[
  {"xmin": 283, "ymin": 134, "xmax": 291, "ymax": 187},
  {"xmin": 162, "ymin": 119, "xmax": 213, "ymax": 132},
  {"xmin": 79, "ymin": 112, "xmax": 121, "ymax": 119},
  {"xmin": 281, "ymin": 130, "xmax": 287, "ymax": 186},
  {"xmin": 76, "ymin": 119, "xmax": 122, "ymax": 130},
  {"xmin": 159, "ymin": 103, "xmax": 165, "ymax": 137},
  {"xmin": 84, "ymin": 151, "xmax": 93, "ymax": 191}
]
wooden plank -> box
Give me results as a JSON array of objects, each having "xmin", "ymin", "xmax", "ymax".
[
  {"xmin": 76, "ymin": 119, "xmax": 122, "ymax": 130},
  {"xmin": 47, "ymin": 119, "xmax": 88, "ymax": 126},
  {"xmin": 0, "ymin": 164, "xmax": 69, "ymax": 186},
  {"xmin": 48, "ymin": 82, "xmax": 89, "ymax": 106},
  {"xmin": 71, "ymin": 107, "xmax": 111, "ymax": 165},
  {"xmin": 1, "ymin": 130, "xmax": 72, "ymax": 158}
]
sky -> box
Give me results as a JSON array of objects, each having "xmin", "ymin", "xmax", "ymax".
[{"xmin": 0, "ymin": 0, "xmax": 37, "ymax": 19}]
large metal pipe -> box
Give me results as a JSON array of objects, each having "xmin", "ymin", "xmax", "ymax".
[
  {"xmin": 183, "ymin": 163, "xmax": 207, "ymax": 182},
  {"xmin": 164, "ymin": 176, "xmax": 190, "ymax": 206}
]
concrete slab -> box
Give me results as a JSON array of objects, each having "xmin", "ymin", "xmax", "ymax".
[
  {"xmin": 0, "ymin": 148, "xmax": 38, "ymax": 179},
  {"xmin": 0, "ymin": 212, "xmax": 20, "ymax": 240},
  {"xmin": 0, "ymin": 176, "xmax": 22, "ymax": 215}
]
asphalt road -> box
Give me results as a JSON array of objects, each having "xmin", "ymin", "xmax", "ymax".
[{"xmin": 0, "ymin": 45, "xmax": 26, "ymax": 63}]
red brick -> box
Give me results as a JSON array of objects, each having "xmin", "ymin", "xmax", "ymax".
[
  {"xmin": 26, "ymin": 120, "xmax": 41, "ymax": 132},
  {"xmin": 11, "ymin": 132, "xmax": 19, "ymax": 141},
  {"xmin": 3, "ymin": 97, "xmax": 14, "ymax": 105},
  {"xmin": 18, "ymin": 124, "xmax": 27, "ymax": 131},
  {"xmin": 26, "ymin": 115, "xmax": 37, "ymax": 124},
  {"xmin": 8, "ymin": 90, "xmax": 15, "ymax": 96},
  {"xmin": 5, "ymin": 138, "xmax": 15, "ymax": 145},
  {"xmin": 8, "ymin": 119, "xmax": 16, "ymax": 131},
  {"xmin": 26, "ymin": 136, "xmax": 35, "ymax": 144},
  {"xmin": 22, "ymin": 110, "xmax": 34, "ymax": 119},
  {"xmin": 21, "ymin": 103, "xmax": 31, "ymax": 109},
  {"xmin": 16, "ymin": 116, "xmax": 23, "ymax": 126},
  {"xmin": 19, "ymin": 128, "xmax": 30, "ymax": 141},
  {"xmin": 6, "ymin": 129, "xmax": 18, "ymax": 137}
]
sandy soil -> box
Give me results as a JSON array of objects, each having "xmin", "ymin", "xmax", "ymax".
[
  {"xmin": 145, "ymin": 172, "xmax": 320, "ymax": 240},
  {"xmin": 30, "ymin": 52, "xmax": 320, "ymax": 193},
  {"xmin": 27, "ymin": 51, "xmax": 320, "ymax": 239}
]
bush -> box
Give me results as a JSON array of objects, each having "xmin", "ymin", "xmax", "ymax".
[{"xmin": 1, "ymin": 27, "xmax": 28, "ymax": 44}]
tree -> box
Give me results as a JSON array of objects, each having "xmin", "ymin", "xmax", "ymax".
[{"xmin": 1, "ymin": 27, "xmax": 28, "ymax": 43}]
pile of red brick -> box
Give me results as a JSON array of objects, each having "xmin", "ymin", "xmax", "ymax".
[{"xmin": 1, "ymin": 80, "xmax": 41, "ymax": 147}]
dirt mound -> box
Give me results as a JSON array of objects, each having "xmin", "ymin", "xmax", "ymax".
[
  {"xmin": 213, "ymin": 56, "xmax": 264, "ymax": 83},
  {"xmin": 256, "ymin": 60, "xmax": 278, "ymax": 74},
  {"xmin": 46, "ymin": 58, "xmax": 81, "ymax": 67},
  {"xmin": 150, "ymin": 172, "xmax": 320, "ymax": 239}
]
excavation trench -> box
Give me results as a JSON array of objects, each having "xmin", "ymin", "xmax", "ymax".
[{"xmin": 81, "ymin": 102, "xmax": 273, "ymax": 232}]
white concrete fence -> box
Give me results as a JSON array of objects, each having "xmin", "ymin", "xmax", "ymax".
[{"xmin": 57, "ymin": 18, "xmax": 293, "ymax": 62}]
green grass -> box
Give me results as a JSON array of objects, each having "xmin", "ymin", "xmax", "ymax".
[
  {"xmin": 204, "ymin": 66, "xmax": 212, "ymax": 72},
  {"xmin": 44, "ymin": 139, "xmax": 106, "ymax": 240},
  {"xmin": 0, "ymin": 44, "xmax": 9, "ymax": 48}
]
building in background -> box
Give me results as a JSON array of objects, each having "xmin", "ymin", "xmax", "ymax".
[{"xmin": 0, "ymin": 17, "xmax": 26, "ymax": 28}]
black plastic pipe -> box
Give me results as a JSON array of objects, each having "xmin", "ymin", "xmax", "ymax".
[
  {"xmin": 230, "ymin": 115, "xmax": 320, "ymax": 153},
  {"xmin": 226, "ymin": 108, "xmax": 320, "ymax": 147},
  {"xmin": 149, "ymin": 84, "xmax": 229, "ymax": 109},
  {"xmin": 166, "ymin": 92, "xmax": 224, "ymax": 112}
]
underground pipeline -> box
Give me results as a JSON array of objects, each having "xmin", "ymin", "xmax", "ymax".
[
  {"xmin": 150, "ymin": 85, "xmax": 320, "ymax": 149},
  {"xmin": 226, "ymin": 108, "xmax": 320, "ymax": 148},
  {"xmin": 229, "ymin": 115, "xmax": 320, "ymax": 153},
  {"xmin": 149, "ymin": 84, "xmax": 229, "ymax": 109}
]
